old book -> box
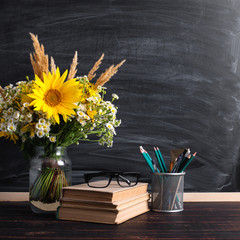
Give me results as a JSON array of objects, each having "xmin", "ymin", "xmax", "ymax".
[
  {"xmin": 60, "ymin": 192, "xmax": 150, "ymax": 211},
  {"xmin": 61, "ymin": 181, "xmax": 148, "ymax": 202},
  {"xmin": 57, "ymin": 199, "xmax": 150, "ymax": 224}
]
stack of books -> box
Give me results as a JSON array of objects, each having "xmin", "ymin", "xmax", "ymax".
[{"xmin": 57, "ymin": 181, "xmax": 150, "ymax": 224}]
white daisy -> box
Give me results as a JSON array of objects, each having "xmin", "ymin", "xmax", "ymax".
[
  {"xmin": 8, "ymin": 118, "xmax": 14, "ymax": 124},
  {"xmin": 36, "ymin": 123, "xmax": 43, "ymax": 130},
  {"xmin": 8, "ymin": 107, "xmax": 14, "ymax": 113},
  {"xmin": 43, "ymin": 128, "xmax": 49, "ymax": 135},
  {"xmin": 84, "ymin": 115, "xmax": 90, "ymax": 120},
  {"xmin": 36, "ymin": 130, "xmax": 44, "ymax": 138},
  {"xmin": 78, "ymin": 118, "xmax": 86, "ymax": 126},
  {"xmin": 1, "ymin": 125, "xmax": 7, "ymax": 132},
  {"xmin": 23, "ymin": 103, "xmax": 29, "ymax": 108},
  {"xmin": 77, "ymin": 111, "xmax": 90, "ymax": 120},
  {"xmin": 111, "ymin": 108, "xmax": 117, "ymax": 115},
  {"xmin": 13, "ymin": 111, "xmax": 20, "ymax": 121},
  {"xmin": 106, "ymin": 123, "xmax": 116, "ymax": 135},
  {"xmin": 7, "ymin": 123, "xmax": 16, "ymax": 132},
  {"xmin": 45, "ymin": 121, "xmax": 51, "ymax": 127},
  {"xmin": 78, "ymin": 104, "xmax": 87, "ymax": 112},
  {"xmin": 112, "ymin": 93, "xmax": 119, "ymax": 100},
  {"xmin": 49, "ymin": 136, "xmax": 56, "ymax": 142},
  {"xmin": 39, "ymin": 118, "xmax": 46, "ymax": 124},
  {"xmin": 77, "ymin": 111, "xmax": 85, "ymax": 118},
  {"xmin": 26, "ymin": 113, "xmax": 32, "ymax": 122}
]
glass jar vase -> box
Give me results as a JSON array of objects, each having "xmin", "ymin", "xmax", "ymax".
[{"xmin": 29, "ymin": 146, "xmax": 72, "ymax": 214}]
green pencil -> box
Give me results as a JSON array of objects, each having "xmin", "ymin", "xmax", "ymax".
[
  {"xmin": 140, "ymin": 146, "xmax": 155, "ymax": 172},
  {"xmin": 154, "ymin": 147, "xmax": 165, "ymax": 173},
  {"xmin": 156, "ymin": 147, "xmax": 167, "ymax": 172}
]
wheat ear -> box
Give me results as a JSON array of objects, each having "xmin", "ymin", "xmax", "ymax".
[
  {"xmin": 87, "ymin": 53, "xmax": 104, "ymax": 81},
  {"xmin": 50, "ymin": 57, "xmax": 56, "ymax": 74},
  {"xmin": 29, "ymin": 33, "xmax": 49, "ymax": 80},
  {"xmin": 67, "ymin": 51, "xmax": 78, "ymax": 80},
  {"xmin": 95, "ymin": 59, "xmax": 126, "ymax": 87}
]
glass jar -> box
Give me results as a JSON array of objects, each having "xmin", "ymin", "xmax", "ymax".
[{"xmin": 29, "ymin": 146, "xmax": 72, "ymax": 214}]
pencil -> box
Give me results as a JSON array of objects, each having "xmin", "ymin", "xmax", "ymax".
[
  {"xmin": 152, "ymin": 157, "xmax": 160, "ymax": 173},
  {"xmin": 156, "ymin": 147, "xmax": 167, "ymax": 172},
  {"xmin": 139, "ymin": 146, "xmax": 155, "ymax": 172},
  {"xmin": 154, "ymin": 147, "xmax": 165, "ymax": 173},
  {"xmin": 144, "ymin": 147, "xmax": 160, "ymax": 173}
]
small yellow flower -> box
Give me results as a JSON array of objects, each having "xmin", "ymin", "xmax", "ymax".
[
  {"xmin": 20, "ymin": 123, "xmax": 35, "ymax": 138},
  {"xmin": 87, "ymin": 109, "xmax": 97, "ymax": 121},
  {"xmin": 0, "ymin": 131, "xmax": 18, "ymax": 144},
  {"xmin": 87, "ymin": 83, "xmax": 97, "ymax": 97}
]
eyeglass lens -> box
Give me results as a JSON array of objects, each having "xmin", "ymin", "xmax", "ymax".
[
  {"xmin": 117, "ymin": 173, "xmax": 138, "ymax": 187},
  {"xmin": 87, "ymin": 173, "xmax": 112, "ymax": 188},
  {"xmin": 86, "ymin": 172, "xmax": 139, "ymax": 188}
]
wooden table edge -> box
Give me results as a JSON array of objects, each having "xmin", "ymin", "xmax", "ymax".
[{"xmin": 1, "ymin": 192, "xmax": 240, "ymax": 202}]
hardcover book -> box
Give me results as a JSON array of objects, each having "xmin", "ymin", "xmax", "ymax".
[
  {"xmin": 60, "ymin": 192, "xmax": 150, "ymax": 211},
  {"xmin": 61, "ymin": 181, "xmax": 148, "ymax": 202},
  {"xmin": 57, "ymin": 199, "xmax": 150, "ymax": 224}
]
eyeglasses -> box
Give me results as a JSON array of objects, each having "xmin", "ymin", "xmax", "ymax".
[{"xmin": 84, "ymin": 172, "xmax": 141, "ymax": 188}]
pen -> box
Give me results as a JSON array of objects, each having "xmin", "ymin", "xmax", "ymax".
[
  {"xmin": 171, "ymin": 153, "xmax": 183, "ymax": 173},
  {"xmin": 180, "ymin": 152, "xmax": 197, "ymax": 172},
  {"xmin": 169, "ymin": 158, "xmax": 175, "ymax": 173},
  {"xmin": 177, "ymin": 149, "xmax": 191, "ymax": 173},
  {"xmin": 184, "ymin": 148, "xmax": 191, "ymax": 158}
]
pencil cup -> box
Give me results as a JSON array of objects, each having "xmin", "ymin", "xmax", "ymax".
[{"xmin": 151, "ymin": 172, "xmax": 185, "ymax": 212}]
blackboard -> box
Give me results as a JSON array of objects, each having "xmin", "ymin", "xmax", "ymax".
[{"xmin": 1, "ymin": 0, "xmax": 240, "ymax": 192}]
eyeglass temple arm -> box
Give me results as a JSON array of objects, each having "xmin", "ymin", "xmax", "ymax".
[{"xmin": 118, "ymin": 174, "xmax": 131, "ymax": 186}]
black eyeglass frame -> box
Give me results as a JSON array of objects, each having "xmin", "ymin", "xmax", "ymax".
[{"xmin": 84, "ymin": 171, "xmax": 141, "ymax": 188}]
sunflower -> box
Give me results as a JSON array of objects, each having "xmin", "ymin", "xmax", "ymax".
[{"xmin": 28, "ymin": 68, "xmax": 81, "ymax": 124}]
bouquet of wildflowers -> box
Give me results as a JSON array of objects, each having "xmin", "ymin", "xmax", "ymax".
[{"xmin": 0, "ymin": 33, "xmax": 124, "ymax": 207}]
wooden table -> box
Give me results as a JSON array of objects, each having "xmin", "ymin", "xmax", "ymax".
[{"xmin": 1, "ymin": 201, "xmax": 240, "ymax": 239}]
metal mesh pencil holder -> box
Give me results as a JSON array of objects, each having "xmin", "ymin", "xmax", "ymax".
[{"xmin": 151, "ymin": 172, "xmax": 185, "ymax": 212}]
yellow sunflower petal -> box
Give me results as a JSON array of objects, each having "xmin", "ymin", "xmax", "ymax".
[
  {"xmin": 42, "ymin": 72, "xmax": 52, "ymax": 89},
  {"xmin": 35, "ymin": 75, "xmax": 46, "ymax": 90},
  {"xmin": 52, "ymin": 108, "xmax": 60, "ymax": 124},
  {"xmin": 60, "ymin": 78, "xmax": 79, "ymax": 90},
  {"xmin": 53, "ymin": 69, "xmax": 68, "ymax": 89}
]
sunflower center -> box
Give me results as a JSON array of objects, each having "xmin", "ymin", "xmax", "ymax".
[{"xmin": 44, "ymin": 89, "xmax": 62, "ymax": 107}]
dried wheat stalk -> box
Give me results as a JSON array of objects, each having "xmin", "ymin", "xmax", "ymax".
[
  {"xmin": 67, "ymin": 51, "xmax": 78, "ymax": 80},
  {"xmin": 95, "ymin": 59, "xmax": 126, "ymax": 87},
  {"xmin": 95, "ymin": 65, "xmax": 114, "ymax": 86},
  {"xmin": 29, "ymin": 33, "xmax": 49, "ymax": 80},
  {"xmin": 50, "ymin": 57, "xmax": 56, "ymax": 74},
  {"xmin": 87, "ymin": 53, "xmax": 104, "ymax": 81}
]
